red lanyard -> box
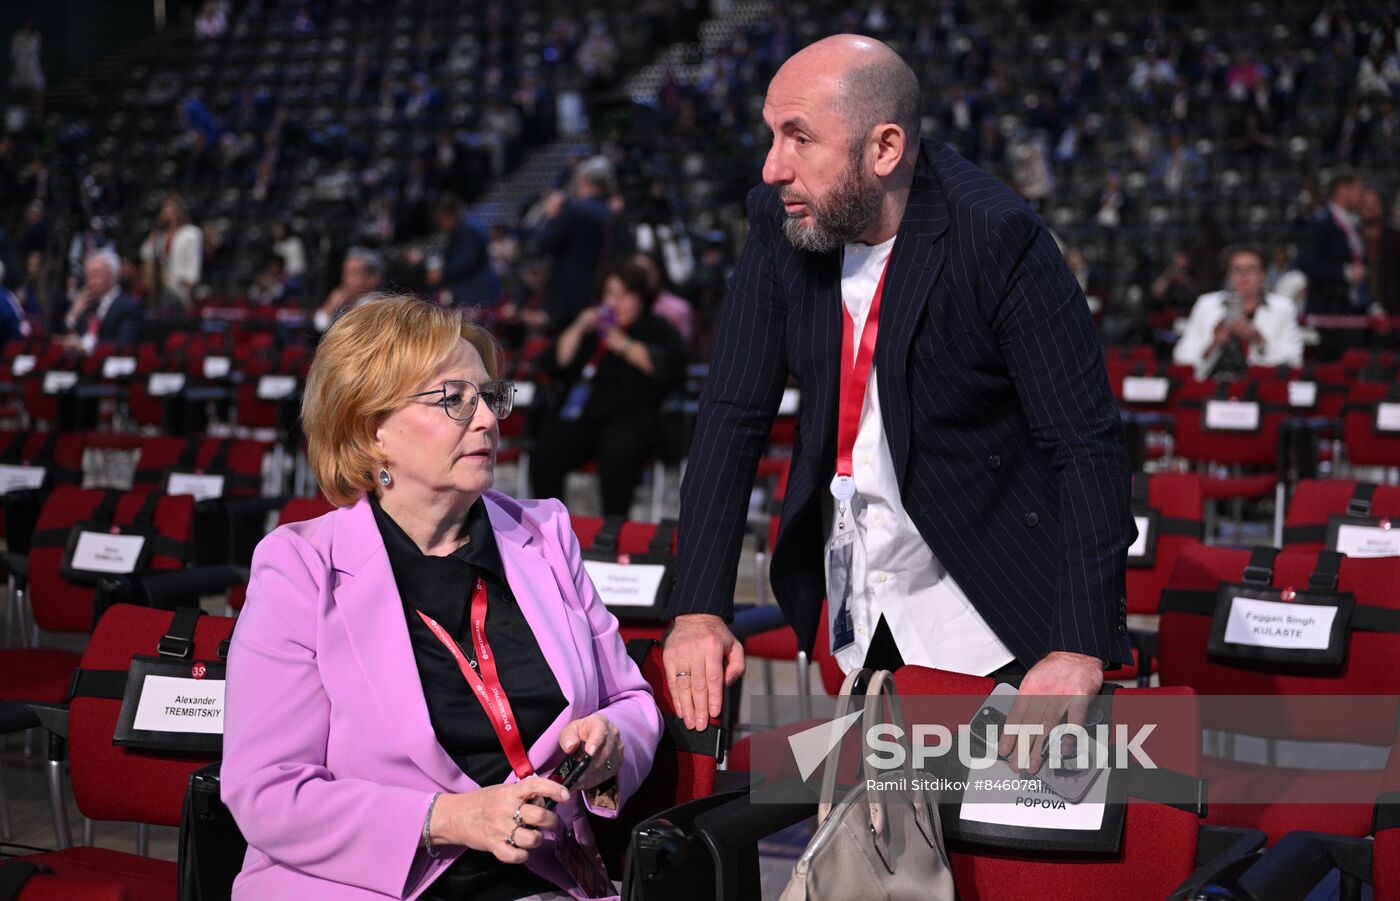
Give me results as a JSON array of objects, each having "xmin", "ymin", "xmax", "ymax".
[
  {"xmin": 415, "ymin": 578, "xmax": 534, "ymax": 779},
  {"xmin": 831, "ymin": 258, "xmax": 892, "ymax": 506}
]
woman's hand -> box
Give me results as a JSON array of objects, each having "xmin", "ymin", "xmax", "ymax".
[
  {"xmin": 601, "ymin": 325, "xmax": 631, "ymax": 355},
  {"xmin": 558, "ymin": 713, "xmax": 624, "ymax": 792},
  {"xmin": 429, "ymin": 776, "xmax": 570, "ymax": 864}
]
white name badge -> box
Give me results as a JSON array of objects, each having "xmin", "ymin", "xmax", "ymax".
[
  {"xmin": 1334, "ymin": 523, "xmax": 1400, "ymax": 558},
  {"xmin": 1204, "ymin": 399, "xmax": 1260, "ymax": 431},
  {"xmin": 102, "ymin": 356, "xmax": 138, "ymax": 379},
  {"xmin": 203, "ymin": 356, "xmax": 232, "ymax": 379},
  {"xmin": 514, "ymin": 381, "xmax": 537, "ymax": 408},
  {"xmin": 1288, "ymin": 381, "xmax": 1318, "ymax": 408},
  {"xmin": 1222, "ymin": 597, "xmax": 1338, "ymax": 650},
  {"xmin": 582, "ymin": 559, "xmax": 668, "ymax": 608},
  {"xmin": 167, "ymin": 472, "xmax": 226, "ymax": 502},
  {"xmin": 779, "ymin": 387, "xmax": 801, "ymax": 416},
  {"xmin": 70, "ymin": 531, "xmax": 148, "ymax": 574},
  {"xmin": 42, "ymin": 370, "xmax": 79, "ymax": 394},
  {"xmin": 1377, "ymin": 403, "xmax": 1400, "ymax": 434},
  {"xmin": 11, "ymin": 354, "xmax": 36, "ymax": 376},
  {"xmin": 256, "ymin": 375, "xmax": 298, "ymax": 400},
  {"xmin": 0, "ymin": 464, "xmax": 45, "ymax": 494},
  {"xmin": 131, "ymin": 674, "xmax": 225, "ymax": 735},
  {"xmin": 148, "ymin": 372, "xmax": 187, "ymax": 396},
  {"xmin": 1128, "ymin": 515, "xmax": 1150, "ymax": 558},
  {"xmin": 1122, "ymin": 376, "xmax": 1170, "ymax": 404},
  {"xmin": 958, "ymin": 757, "xmax": 1108, "ymax": 832}
]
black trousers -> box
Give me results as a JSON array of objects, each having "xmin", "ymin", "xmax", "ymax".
[
  {"xmin": 862, "ymin": 616, "xmax": 1027, "ymax": 684},
  {"xmin": 530, "ymin": 410, "xmax": 657, "ymax": 517}
]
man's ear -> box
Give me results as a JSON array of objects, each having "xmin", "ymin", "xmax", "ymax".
[{"xmin": 872, "ymin": 123, "xmax": 906, "ymax": 178}]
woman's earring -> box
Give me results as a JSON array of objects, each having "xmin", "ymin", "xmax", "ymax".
[{"xmin": 378, "ymin": 467, "xmax": 392, "ymax": 487}]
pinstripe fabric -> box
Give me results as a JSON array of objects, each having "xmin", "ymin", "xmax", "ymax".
[{"xmin": 670, "ymin": 141, "xmax": 1135, "ymax": 668}]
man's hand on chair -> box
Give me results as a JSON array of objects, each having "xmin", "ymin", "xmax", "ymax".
[
  {"xmin": 662, "ymin": 614, "xmax": 745, "ymax": 731},
  {"xmin": 998, "ymin": 651, "xmax": 1104, "ymax": 775}
]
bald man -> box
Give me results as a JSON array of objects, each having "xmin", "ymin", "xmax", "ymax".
[{"xmin": 664, "ymin": 36, "xmax": 1135, "ymax": 764}]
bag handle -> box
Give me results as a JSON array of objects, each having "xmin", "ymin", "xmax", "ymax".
[
  {"xmin": 814, "ymin": 669, "xmax": 940, "ymax": 871},
  {"xmin": 861, "ymin": 671, "xmax": 940, "ymax": 870}
]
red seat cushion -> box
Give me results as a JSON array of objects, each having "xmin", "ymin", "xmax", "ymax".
[
  {"xmin": 18, "ymin": 847, "xmax": 177, "ymax": 901},
  {"xmin": 1202, "ymin": 757, "xmax": 1377, "ymax": 843},
  {"xmin": 745, "ymin": 625, "xmax": 799, "ymax": 661},
  {"xmin": 1200, "ymin": 474, "xmax": 1279, "ymax": 499},
  {"xmin": 0, "ymin": 648, "xmax": 81, "ymax": 702}
]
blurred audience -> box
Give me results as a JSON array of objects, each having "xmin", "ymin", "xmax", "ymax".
[{"xmin": 1172, "ymin": 245, "xmax": 1303, "ymax": 378}]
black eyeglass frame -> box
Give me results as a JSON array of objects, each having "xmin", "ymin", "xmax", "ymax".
[{"xmin": 405, "ymin": 379, "xmax": 516, "ymax": 421}]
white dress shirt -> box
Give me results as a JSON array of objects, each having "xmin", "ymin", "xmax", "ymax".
[{"xmin": 826, "ymin": 236, "xmax": 1015, "ymax": 676}]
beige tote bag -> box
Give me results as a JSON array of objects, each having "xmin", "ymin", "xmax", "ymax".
[{"xmin": 780, "ymin": 668, "xmax": 955, "ymax": 901}]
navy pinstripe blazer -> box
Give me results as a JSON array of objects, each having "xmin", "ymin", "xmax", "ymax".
[{"xmin": 668, "ymin": 141, "xmax": 1136, "ymax": 669}]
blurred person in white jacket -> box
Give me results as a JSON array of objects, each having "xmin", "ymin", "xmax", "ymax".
[{"xmin": 1173, "ymin": 245, "xmax": 1304, "ymax": 379}]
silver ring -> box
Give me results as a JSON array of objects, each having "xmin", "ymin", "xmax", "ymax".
[
  {"xmin": 512, "ymin": 806, "xmax": 524, "ymax": 827},
  {"xmin": 674, "ymin": 671, "xmax": 690, "ymax": 678},
  {"xmin": 507, "ymin": 825, "xmax": 521, "ymax": 847}
]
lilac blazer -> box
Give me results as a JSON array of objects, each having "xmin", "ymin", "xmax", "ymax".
[{"xmin": 222, "ymin": 491, "xmax": 662, "ymax": 899}]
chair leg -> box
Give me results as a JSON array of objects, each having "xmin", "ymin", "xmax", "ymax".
[
  {"xmin": 47, "ymin": 759, "xmax": 71, "ymax": 849},
  {"xmin": 83, "ymin": 817, "xmax": 95, "ymax": 846},
  {"xmin": 796, "ymin": 650, "xmax": 812, "ymax": 720},
  {"xmin": 1273, "ymin": 482, "xmax": 1286, "ymax": 548},
  {"xmin": 650, "ymin": 460, "xmax": 665, "ymax": 523},
  {"xmin": 0, "ymin": 762, "xmax": 12, "ymax": 839},
  {"xmin": 136, "ymin": 822, "xmax": 149, "ymax": 856}
]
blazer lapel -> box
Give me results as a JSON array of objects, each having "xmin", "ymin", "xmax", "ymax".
[
  {"xmin": 877, "ymin": 144, "xmax": 952, "ymax": 482},
  {"xmin": 329, "ymin": 498, "xmax": 479, "ymax": 792}
]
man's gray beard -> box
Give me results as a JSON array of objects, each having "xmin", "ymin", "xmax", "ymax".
[{"xmin": 781, "ymin": 161, "xmax": 883, "ymax": 254}]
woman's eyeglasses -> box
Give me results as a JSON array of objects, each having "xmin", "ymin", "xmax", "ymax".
[{"xmin": 406, "ymin": 379, "xmax": 515, "ymax": 421}]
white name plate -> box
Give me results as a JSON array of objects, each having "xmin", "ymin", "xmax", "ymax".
[
  {"xmin": 1128, "ymin": 515, "xmax": 1150, "ymax": 558},
  {"xmin": 42, "ymin": 370, "xmax": 79, "ymax": 394},
  {"xmin": 148, "ymin": 372, "xmax": 187, "ymax": 396},
  {"xmin": 11, "ymin": 354, "xmax": 35, "ymax": 376},
  {"xmin": 582, "ymin": 560, "xmax": 668, "ymax": 608},
  {"xmin": 203, "ymin": 356, "xmax": 232, "ymax": 379},
  {"xmin": 0, "ymin": 464, "xmax": 45, "ymax": 494},
  {"xmin": 71, "ymin": 531, "xmax": 147, "ymax": 574},
  {"xmin": 1122, "ymin": 376, "xmax": 1170, "ymax": 404},
  {"xmin": 958, "ymin": 758, "xmax": 1108, "ymax": 831},
  {"xmin": 102, "ymin": 356, "xmax": 138, "ymax": 379},
  {"xmin": 514, "ymin": 381, "xmax": 537, "ymax": 408},
  {"xmin": 1377, "ymin": 403, "xmax": 1400, "ymax": 433},
  {"xmin": 1288, "ymin": 381, "xmax": 1318, "ymax": 408},
  {"xmin": 256, "ymin": 375, "xmax": 298, "ymax": 400},
  {"xmin": 1223, "ymin": 597, "xmax": 1337, "ymax": 650},
  {"xmin": 1204, "ymin": 400, "xmax": 1260, "ymax": 431},
  {"xmin": 132, "ymin": 674, "xmax": 225, "ymax": 735},
  {"xmin": 779, "ymin": 387, "xmax": 801, "ymax": 416},
  {"xmin": 167, "ymin": 472, "xmax": 226, "ymax": 502},
  {"xmin": 1334, "ymin": 523, "xmax": 1400, "ymax": 558}
]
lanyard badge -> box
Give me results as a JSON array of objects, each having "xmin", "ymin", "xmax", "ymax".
[{"xmin": 830, "ymin": 257, "xmax": 891, "ymax": 527}]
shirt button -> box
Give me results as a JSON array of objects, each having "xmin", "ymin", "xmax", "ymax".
[
  {"xmin": 874, "ymin": 513, "xmax": 885, "ymax": 524},
  {"xmin": 877, "ymin": 572, "xmax": 888, "ymax": 583},
  {"xmin": 1024, "ymin": 512, "xmax": 1039, "ymax": 527},
  {"xmin": 857, "ymin": 626, "xmax": 868, "ymax": 637},
  {"xmin": 860, "ymin": 454, "xmax": 871, "ymax": 466}
]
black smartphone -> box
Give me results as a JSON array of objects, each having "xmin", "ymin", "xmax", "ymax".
[{"xmin": 536, "ymin": 750, "xmax": 592, "ymax": 811}]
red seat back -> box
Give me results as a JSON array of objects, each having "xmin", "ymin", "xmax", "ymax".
[
  {"xmin": 893, "ymin": 668, "xmax": 1202, "ymax": 900},
  {"xmin": 1283, "ymin": 479, "xmax": 1400, "ymax": 553},
  {"xmin": 28, "ymin": 487, "xmax": 194, "ymax": 633},
  {"xmin": 1172, "ymin": 379, "xmax": 1286, "ymax": 468},
  {"xmin": 1343, "ymin": 382, "xmax": 1400, "ymax": 468},
  {"xmin": 1127, "ymin": 472, "xmax": 1205, "ymax": 615},
  {"xmin": 68, "ymin": 604, "xmax": 233, "ymax": 826}
]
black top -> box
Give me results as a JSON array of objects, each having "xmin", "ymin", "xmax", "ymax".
[
  {"xmin": 371, "ymin": 496, "xmax": 566, "ymax": 901},
  {"xmin": 548, "ymin": 311, "xmax": 686, "ymax": 419}
]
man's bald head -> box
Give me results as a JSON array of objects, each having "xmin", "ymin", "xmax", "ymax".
[{"xmin": 775, "ymin": 34, "xmax": 921, "ymax": 154}]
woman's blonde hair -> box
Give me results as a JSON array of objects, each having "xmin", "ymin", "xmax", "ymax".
[{"xmin": 301, "ymin": 295, "xmax": 502, "ymax": 506}]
